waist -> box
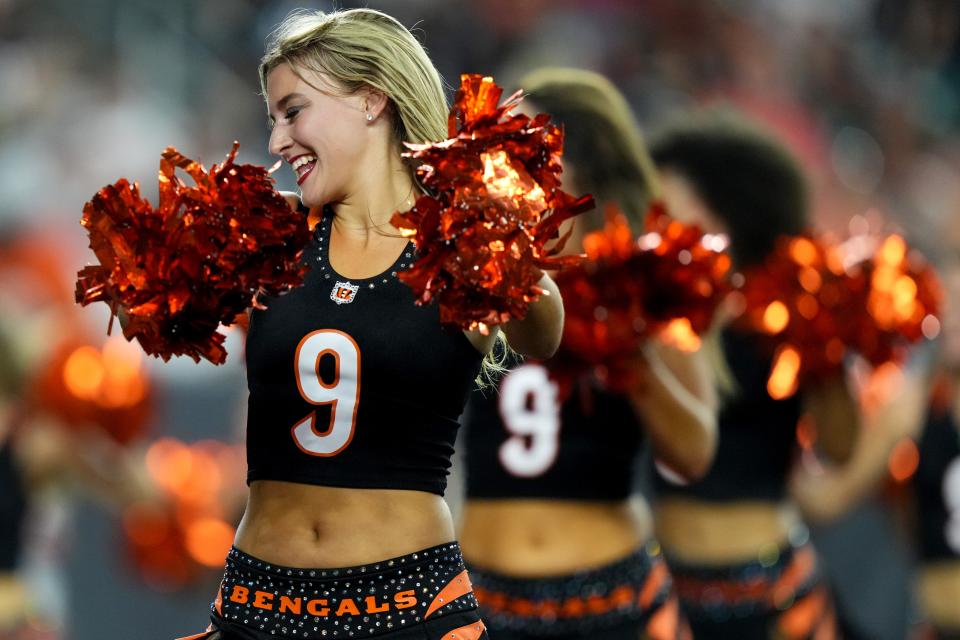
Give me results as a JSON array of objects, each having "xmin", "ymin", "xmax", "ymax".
[
  {"xmin": 235, "ymin": 480, "xmax": 455, "ymax": 567},
  {"xmin": 0, "ymin": 574, "xmax": 31, "ymax": 628},
  {"xmin": 654, "ymin": 498, "xmax": 802, "ymax": 565},
  {"xmin": 469, "ymin": 543, "xmax": 671, "ymax": 634},
  {"xmin": 667, "ymin": 542, "xmax": 821, "ymax": 614},
  {"xmin": 919, "ymin": 561, "xmax": 960, "ymax": 627},
  {"xmin": 460, "ymin": 498, "xmax": 650, "ymax": 576},
  {"xmin": 212, "ymin": 542, "xmax": 479, "ymax": 639}
]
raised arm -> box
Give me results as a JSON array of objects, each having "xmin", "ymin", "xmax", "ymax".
[
  {"xmin": 499, "ymin": 272, "xmax": 564, "ymax": 359},
  {"xmin": 628, "ymin": 339, "xmax": 718, "ymax": 481},
  {"xmin": 462, "ymin": 272, "xmax": 564, "ymax": 358},
  {"xmin": 791, "ymin": 368, "xmax": 929, "ymax": 523},
  {"xmin": 804, "ymin": 377, "xmax": 861, "ymax": 464}
]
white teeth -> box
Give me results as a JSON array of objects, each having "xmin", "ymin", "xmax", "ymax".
[{"xmin": 291, "ymin": 155, "xmax": 316, "ymax": 170}]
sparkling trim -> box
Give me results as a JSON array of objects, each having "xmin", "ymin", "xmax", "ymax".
[
  {"xmin": 213, "ymin": 544, "xmax": 477, "ymax": 638},
  {"xmin": 311, "ymin": 214, "xmax": 416, "ymax": 294}
]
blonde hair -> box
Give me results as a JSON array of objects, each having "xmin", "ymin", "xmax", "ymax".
[
  {"xmin": 261, "ymin": 8, "xmax": 510, "ymax": 383},
  {"xmin": 260, "ymin": 8, "xmax": 448, "ymax": 150},
  {"xmin": 518, "ymin": 67, "xmax": 660, "ymax": 232}
]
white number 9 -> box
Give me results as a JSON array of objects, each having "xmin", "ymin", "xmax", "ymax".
[
  {"xmin": 498, "ymin": 364, "xmax": 561, "ymax": 477},
  {"xmin": 291, "ymin": 330, "xmax": 361, "ymax": 457}
]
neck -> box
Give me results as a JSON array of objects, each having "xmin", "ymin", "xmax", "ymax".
[{"xmin": 332, "ymin": 138, "xmax": 416, "ymax": 234}]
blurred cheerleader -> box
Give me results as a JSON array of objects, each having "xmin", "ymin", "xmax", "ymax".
[
  {"xmin": 906, "ymin": 256, "xmax": 960, "ymax": 639},
  {"xmin": 790, "ymin": 252, "xmax": 960, "ymax": 639},
  {"xmin": 458, "ymin": 68, "xmax": 717, "ymax": 640},
  {"xmin": 648, "ymin": 110, "xmax": 858, "ymax": 639},
  {"xmin": 0, "ymin": 228, "xmax": 152, "ymax": 639},
  {"xmin": 176, "ymin": 8, "xmax": 565, "ymax": 640}
]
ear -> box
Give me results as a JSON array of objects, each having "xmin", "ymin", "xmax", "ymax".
[{"xmin": 361, "ymin": 88, "xmax": 390, "ymax": 122}]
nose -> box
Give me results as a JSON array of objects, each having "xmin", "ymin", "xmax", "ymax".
[{"xmin": 269, "ymin": 123, "xmax": 292, "ymax": 157}]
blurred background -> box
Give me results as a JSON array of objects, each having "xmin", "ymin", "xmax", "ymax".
[{"xmin": 2, "ymin": 0, "xmax": 960, "ymax": 638}]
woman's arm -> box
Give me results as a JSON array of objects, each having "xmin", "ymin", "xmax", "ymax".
[
  {"xmin": 464, "ymin": 272, "xmax": 564, "ymax": 358},
  {"xmin": 804, "ymin": 377, "xmax": 861, "ymax": 463},
  {"xmin": 791, "ymin": 369, "xmax": 929, "ymax": 523},
  {"xmin": 628, "ymin": 339, "xmax": 718, "ymax": 481},
  {"xmin": 16, "ymin": 416, "xmax": 155, "ymax": 508},
  {"xmin": 499, "ymin": 272, "xmax": 564, "ymax": 359}
]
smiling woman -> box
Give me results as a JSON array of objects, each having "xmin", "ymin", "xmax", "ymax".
[{"xmin": 174, "ymin": 7, "xmax": 566, "ymax": 640}]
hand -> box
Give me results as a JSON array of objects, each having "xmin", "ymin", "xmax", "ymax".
[{"xmin": 789, "ymin": 461, "xmax": 851, "ymax": 523}]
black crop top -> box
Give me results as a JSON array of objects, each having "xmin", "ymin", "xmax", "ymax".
[
  {"xmin": 0, "ymin": 440, "xmax": 27, "ymax": 571},
  {"xmin": 463, "ymin": 356, "xmax": 643, "ymax": 501},
  {"xmin": 915, "ymin": 379, "xmax": 960, "ymax": 562},
  {"xmin": 245, "ymin": 210, "xmax": 484, "ymax": 495},
  {"xmin": 653, "ymin": 329, "xmax": 803, "ymax": 502}
]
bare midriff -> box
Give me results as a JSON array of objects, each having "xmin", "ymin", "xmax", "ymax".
[
  {"xmin": 654, "ymin": 498, "xmax": 799, "ymax": 565},
  {"xmin": 233, "ymin": 480, "xmax": 456, "ymax": 568},
  {"xmin": 0, "ymin": 574, "xmax": 31, "ymax": 626},
  {"xmin": 919, "ymin": 561, "xmax": 960, "ymax": 628},
  {"xmin": 459, "ymin": 498, "xmax": 651, "ymax": 577}
]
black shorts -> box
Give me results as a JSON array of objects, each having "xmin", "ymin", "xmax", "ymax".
[
  {"xmin": 668, "ymin": 542, "xmax": 837, "ymax": 640},
  {"xmin": 175, "ymin": 542, "xmax": 488, "ymax": 640},
  {"xmin": 468, "ymin": 542, "xmax": 689, "ymax": 640}
]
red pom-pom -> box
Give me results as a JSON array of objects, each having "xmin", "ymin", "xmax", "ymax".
[
  {"xmin": 27, "ymin": 337, "xmax": 153, "ymax": 445},
  {"xmin": 734, "ymin": 232, "xmax": 941, "ymax": 399},
  {"xmin": 390, "ymin": 74, "xmax": 594, "ymax": 332},
  {"xmin": 123, "ymin": 438, "xmax": 244, "ymax": 589},
  {"xmin": 847, "ymin": 234, "xmax": 942, "ymax": 364},
  {"xmin": 551, "ymin": 204, "xmax": 731, "ymax": 392},
  {"xmin": 75, "ymin": 143, "xmax": 310, "ymax": 364}
]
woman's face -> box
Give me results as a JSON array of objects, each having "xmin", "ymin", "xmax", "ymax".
[
  {"xmin": 266, "ymin": 63, "xmax": 372, "ymax": 208},
  {"xmin": 657, "ymin": 168, "xmax": 726, "ymax": 235}
]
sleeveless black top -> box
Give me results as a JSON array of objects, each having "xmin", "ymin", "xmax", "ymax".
[
  {"xmin": 915, "ymin": 378, "xmax": 960, "ymax": 561},
  {"xmin": 0, "ymin": 439, "xmax": 27, "ymax": 570},
  {"xmin": 653, "ymin": 329, "xmax": 803, "ymax": 502},
  {"xmin": 463, "ymin": 354, "xmax": 643, "ymax": 501},
  {"xmin": 245, "ymin": 210, "xmax": 484, "ymax": 495}
]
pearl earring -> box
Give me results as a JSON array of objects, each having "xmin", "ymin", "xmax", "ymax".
[{"xmin": 366, "ymin": 113, "xmax": 373, "ymax": 122}]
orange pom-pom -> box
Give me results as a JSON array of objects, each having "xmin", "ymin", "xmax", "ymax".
[
  {"xmin": 123, "ymin": 438, "xmax": 244, "ymax": 589},
  {"xmin": 551, "ymin": 203, "xmax": 731, "ymax": 392},
  {"xmin": 735, "ymin": 231, "xmax": 941, "ymax": 398},
  {"xmin": 76, "ymin": 143, "xmax": 310, "ymax": 364},
  {"xmin": 28, "ymin": 336, "xmax": 153, "ymax": 445},
  {"xmin": 390, "ymin": 74, "xmax": 593, "ymax": 333}
]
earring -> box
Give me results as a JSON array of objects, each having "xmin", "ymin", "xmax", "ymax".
[{"xmin": 366, "ymin": 113, "xmax": 373, "ymax": 122}]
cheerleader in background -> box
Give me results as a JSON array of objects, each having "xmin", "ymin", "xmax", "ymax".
[
  {"xmin": 908, "ymin": 256, "xmax": 960, "ymax": 638},
  {"xmin": 459, "ymin": 68, "xmax": 716, "ymax": 640},
  {"xmin": 0, "ymin": 229, "xmax": 153, "ymax": 639},
  {"xmin": 790, "ymin": 251, "xmax": 960, "ymax": 639},
  {"xmin": 648, "ymin": 110, "xmax": 858, "ymax": 639}
]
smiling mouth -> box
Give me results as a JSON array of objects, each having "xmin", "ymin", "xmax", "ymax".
[{"xmin": 291, "ymin": 154, "xmax": 317, "ymax": 185}]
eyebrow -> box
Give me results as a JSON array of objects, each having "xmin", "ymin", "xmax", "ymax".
[
  {"xmin": 267, "ymin": 92, "xmax": 308, "ymax": 125},
  {"xmin": 275, "ymin": 92, "xmax": 307, "ymax": 111},
  {"xmin": 267, "ymin": 91, "xmax": 306, "ymax": 120}
]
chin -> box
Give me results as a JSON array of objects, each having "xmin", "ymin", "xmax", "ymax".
[
  {"xmin": 299, "ymin": 187, "xmax": 326, "ymax": 209},
  {"xmin": 299, "ymin": 194, "xmax": 321, "ymax": 209},
  {"xmin": 300, "ymin": 178, "xmax": 335, "ymax": 210}
]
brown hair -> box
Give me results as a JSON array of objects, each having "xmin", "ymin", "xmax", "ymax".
[{"xmin": 519, "ymin": 67, "xmax": 660, "ymax": 232}]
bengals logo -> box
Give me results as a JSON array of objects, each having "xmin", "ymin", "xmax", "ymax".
[{"xmin": 330, "ymin": 281, "xmax": 359, "ymax": 305}]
